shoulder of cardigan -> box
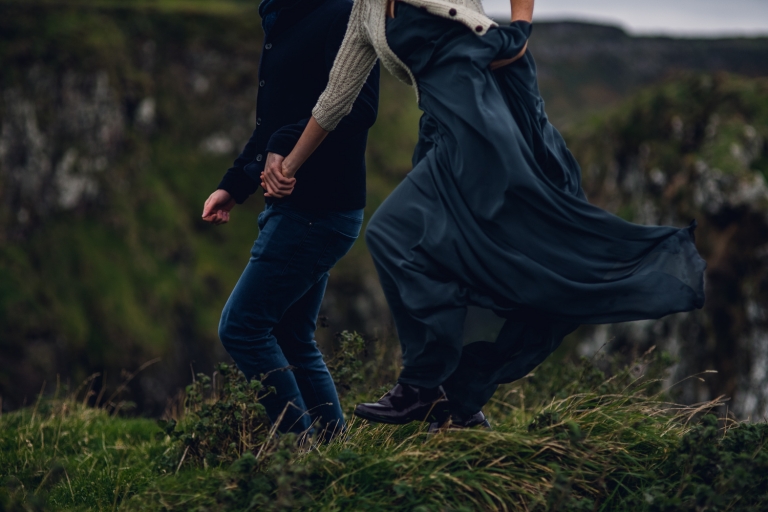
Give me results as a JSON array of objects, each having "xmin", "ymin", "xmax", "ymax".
[{"xmin": 311, "ymin": 0, "xmax": 499, "ymax": 131}]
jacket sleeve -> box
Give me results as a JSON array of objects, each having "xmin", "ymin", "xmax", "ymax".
[
  {"xmin": 266, "ymin": 6, "xmax": 380, "ymax": 155},
  {"xmin": 494, "ymin": 20, "xmax": 532, "ymax": 60},
  {"xmin": 311, "ymin": 0, "xmax": 379, "ymax": 131},
  {"xmin": 217, "ymin": 129, "xmax": 260, "ymax": 204}
]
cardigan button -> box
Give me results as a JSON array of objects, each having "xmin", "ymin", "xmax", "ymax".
[
  {"xmin": 259, "ymin": 80, "xmax": 265, "ymax": 87},
  {"xmin": 265, "ymin": 43, "xmax": 272, "ymax": 49},
  {"xmin": 449, "ymin": 8, "xmax": 456, "ymax": 15},
  {"xmin": 257, "ymin": 117, "xmax": 262, "ymax": 126},
  {"xmin": 475, "ymin": 25, "xmax": 483, "ymax": 32},
  {"xmin": 256, "ymin": 154, "xmax": 263, "ymax": 162}
]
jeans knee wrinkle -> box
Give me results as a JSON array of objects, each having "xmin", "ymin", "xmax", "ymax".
[{"xmin": 219, "ymin": 310, "xmax": 279, "ymax": 347}]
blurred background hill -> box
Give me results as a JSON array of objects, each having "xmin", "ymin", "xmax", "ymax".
[{"xmin": 1, "ymin": 0, "xmax": 767, "ymax": 418}]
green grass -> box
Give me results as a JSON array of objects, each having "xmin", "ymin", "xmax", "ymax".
[
  {"xmin": 2, "ymin": 344, "xmax": 767, "ymax": 511},
  {"xmin": 0, "ymin": 400, "xmax": 163, "ymax": 510}
]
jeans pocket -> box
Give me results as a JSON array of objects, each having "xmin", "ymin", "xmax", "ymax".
[
  {"xmin": 327, "ymin": 210, "xmax": 364, "ymax": 239},
  {"xmin": 257, "ymin": 210, "xmax": 267, "ymax": 231},
  {"xmin": 313, "ymin": 230, "xmax": 358, "ymax": 275},
  {"xmin": 257, "ymin": 204, "xmax": 277, "ymax": 231}
]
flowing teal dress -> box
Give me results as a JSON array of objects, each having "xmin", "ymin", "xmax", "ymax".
[{"xmin": 365, "ymin": 3, "xmax": 706, "ymax": 414}]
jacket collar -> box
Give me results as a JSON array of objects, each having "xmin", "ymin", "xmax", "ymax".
[{"xmin": 261, "ymin": 0, "xmax": 328, "ymax": 37}]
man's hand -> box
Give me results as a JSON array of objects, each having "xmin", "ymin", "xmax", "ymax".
[
  {"xmin": 261, "ymin": 152, "xmax": 296, "ymax": 198},
  {"xmin": 202, "ymin": 189, "xmax": 236, "ymax": 224}
]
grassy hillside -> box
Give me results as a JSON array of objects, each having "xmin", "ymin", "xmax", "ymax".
[{"xmin": 2, "ymin": 345, "xmax": 767, "ymax": 511}]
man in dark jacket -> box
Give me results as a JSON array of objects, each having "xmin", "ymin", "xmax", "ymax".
[{"xmin": 201, "ymin": 0, "xmax": 379, "ymax": 439}]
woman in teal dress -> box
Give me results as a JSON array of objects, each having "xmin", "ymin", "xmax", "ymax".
[{"xmin": 263, "ymin": 0, "xmax": 706, "ymax": 429}]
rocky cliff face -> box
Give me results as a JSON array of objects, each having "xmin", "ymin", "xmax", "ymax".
[
  {"xmin": 0, "ymin": 4, "xmax": 267, "ymax": 412},
  {"xmin": 568, "ymin": 74, "xmax": 768, "ymax": 418},
  {"xmin": 1, "ymin": 69, "xmax": 124, "ymax": 229}
]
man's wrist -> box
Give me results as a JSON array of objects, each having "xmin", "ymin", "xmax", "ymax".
[
  {"xmin": 216, "ymin": 173, "xmax": 255, "ymax": 204},
  {"xmin": 265, "ymin": 135, "xmax": 296, "ymax": 158}
]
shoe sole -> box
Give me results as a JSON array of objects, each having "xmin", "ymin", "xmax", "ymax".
[
  {"xmin": 353, "ymin": 407, "xmax": 414, "ymax": 425},
  {"xmin": 353, "ymin": 406, "xmax": 447, "ymax": 425},
  {"xmin": 427, "ymin": 420, "xmax": 492, "ymax": 434}
]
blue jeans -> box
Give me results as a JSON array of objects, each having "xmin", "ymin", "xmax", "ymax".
[{"xmin": 219, "ymin": 203, "xmax": 363, "ymax": 438}]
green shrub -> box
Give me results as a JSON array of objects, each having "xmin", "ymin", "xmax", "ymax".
[
  {"xmin": 643, "ymin": 415, "xmax": 768, "ymax": 511},
  {"xmin": 159, "ymin": 362, "xmax": 271, "ymax": 469}
]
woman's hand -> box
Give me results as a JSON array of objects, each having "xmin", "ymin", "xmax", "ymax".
[
  {"xmin": 490, "ymin": 42, "xmax": 528, "ymax": 70},
  {"xmin": 261, "ymin": 117, "xmax": 328, "ymax": 197},
  {"xmin": 490, "ymin": 0, "xmax": 533, "ymax": 70}
]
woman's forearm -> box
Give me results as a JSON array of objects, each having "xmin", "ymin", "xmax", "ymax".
[
  {"xmin": 490, "ymin": 0, "xmax": 533, "ymax": 70},
  {"xmin": 511, "ymin": 0, "xmax": 534, "ymax": 22},
  {"xmin": 282, "ymin": 116, "xmax": 329, "ymax": 178}
]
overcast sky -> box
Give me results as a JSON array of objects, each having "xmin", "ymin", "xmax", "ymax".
[{"xmin": 482, "ymin": 0, "xmax": 768, "ymax": 36}]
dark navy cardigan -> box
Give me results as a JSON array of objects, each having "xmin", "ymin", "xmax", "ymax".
[{"xmin": 217, "ymin": 0, "xmax": 380, "ymax": 210}]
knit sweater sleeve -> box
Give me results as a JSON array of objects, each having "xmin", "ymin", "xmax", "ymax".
[{"xmin": 312, "ymin": 0, "xmax": 378, "ymax": 131}]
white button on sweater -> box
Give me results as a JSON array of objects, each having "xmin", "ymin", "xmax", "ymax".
[{"xmin": 312, "ymin": 0, "xmax": 497, "ymax": 131}]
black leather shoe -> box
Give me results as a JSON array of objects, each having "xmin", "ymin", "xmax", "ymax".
[
  {"xmin": 354, "ymin": 383, "xmax": 449, "ymax": 425},
  {"xmin": 428, "ymin": 410, "xmax": 491, "ymax": 433}
]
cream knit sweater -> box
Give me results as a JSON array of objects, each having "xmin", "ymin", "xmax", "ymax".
[{"xmin": 312, "ymin": 0, "xmax": 498, "ymax": 131}]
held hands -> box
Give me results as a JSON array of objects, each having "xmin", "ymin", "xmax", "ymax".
[
  {"xmin": 261, "ymin": 152, "xmax": 297, "ymax": 198},
  {"xmin": 202, "ymin": 189, "xmax": 236, "ymax": 224},
  {"xmin": 263, "ymin": 117, "xmax": 328, "ymax": 196}
]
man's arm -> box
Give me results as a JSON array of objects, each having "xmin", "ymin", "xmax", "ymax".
[
  {"xmin": 201, "ymin": 126, "xmax": 261, "ymax": 224},
  {"xmin": 216, "ymin": 130, "xmax": 261, "ymax": 204}
]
